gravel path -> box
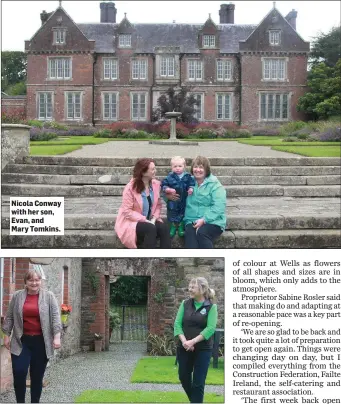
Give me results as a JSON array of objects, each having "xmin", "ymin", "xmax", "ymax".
[
  {"xmin": 67, "ymin": 140, "xmax": 293, "ymax": 158},
  {"xmin": 0, "ymin": 342, "xmax": 224, "ymax": 403}
]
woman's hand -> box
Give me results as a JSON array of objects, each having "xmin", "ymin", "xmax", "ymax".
[
  {"xmin": 53, "ymin": 335, "xmax": 61, "ymax": 349},
  {"xmin": 183, "ymin": 339, "xmax": 196, "ymax": 351},
  {"xmin": 4, "ymin": 335, "xmax": 10, "ymax": 350},
  {"xmin": 193, "ymin": 218, "xmax": 205, "ymax": 229}
]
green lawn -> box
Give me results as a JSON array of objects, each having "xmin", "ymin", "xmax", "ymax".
[
  {"xmin": 75, "ymin": 390, "xmax": 224, "ymax": 403},
  {"xmin": 131, "ymin": 356, "xmax": 224, "ymax": 385},
  {"xmin": 238, "ymin": 138, "xmax": 337, "ymax": 146},
  {"xmin": 272, "ymin": 145, "xmax": 341, "ymax": 157},
  {"xmin": 32, "ymin": 136, "xmax": 112, "ymax": 145},
  {"xmin": 30, "ymin": 145, "xmax": 82, "ymax": 155}
]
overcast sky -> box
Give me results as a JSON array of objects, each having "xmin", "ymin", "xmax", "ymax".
[{"xmin": 1, "ymin": 1, "xmax": 340, "ymax": 51}]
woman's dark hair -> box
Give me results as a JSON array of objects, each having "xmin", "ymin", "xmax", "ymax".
[
  {"xmin": 132, "ymin": 158, "xmax": 155, "ymax": 193},
  {"xmin": 190, "ymin": 156, "xmax": 211, "ymax": 177}
]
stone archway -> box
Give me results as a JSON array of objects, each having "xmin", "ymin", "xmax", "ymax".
[{"xmin": 80, "ymin": 258, "xmax": 224, "ymax": 351}]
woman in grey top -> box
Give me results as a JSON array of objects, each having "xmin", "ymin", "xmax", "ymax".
[{"xmin": 2, "ymin": 268, "xmax": 62, "ymax": 403}]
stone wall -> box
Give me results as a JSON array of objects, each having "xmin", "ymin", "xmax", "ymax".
[
  {"xmin": 1, "ymin": 124, "xmax": 30, "ymax": 170},
  {"xmin": 43, "ymin": 258, "xmax": 83, "ymax": 359},
  {"xmin": 80, "ymin": 258, "xmax": 224, "ymax": 351}
]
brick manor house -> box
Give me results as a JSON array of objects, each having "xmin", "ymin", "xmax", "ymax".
[{"xmin": 11, "ymin": 1, "xmax": 310, "ymax": 126}]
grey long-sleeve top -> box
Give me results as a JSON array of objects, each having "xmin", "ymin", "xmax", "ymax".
[{"xmin": 1, "ymin": 289, "xmax": 62, "ymax": 358}]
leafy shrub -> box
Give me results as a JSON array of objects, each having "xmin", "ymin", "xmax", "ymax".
[
  {"xmin": 44, "ymin": 121, "xmax": 69, "ymax": 131},
  {"xmin": 64, "ymin": 127, "xmax": 97, "ymax": 136},
  {"xmin": 30, "ymin": 127, "xmax": 58, "ymax": 141},
  {"xmin": 188, "ymin": 129, "xmax": 217, "ymax": 139},
  {"xmin": 147, "ymin": 333, "xmax": 176, "ymax": 356},
  {"xmin": 309, "ymin": 127, "xmax": 341, "ymax": 142},
  {"xmin": 251, "ymin": 127, "xmax": 281, "ymax": 136},
  {"xmin": 297, "ymin": 133, "xmax": 309, "ymax": 140},
  {"xmin": 27, "ymin": 119, "xmax": 44, "ymax": 128},
  {"xmin": 109, "ymin": 310, "xmax": 121, "ymax": 330},
  {"xmin": 279, "ymin": 121, "xmax": 307, "ymax": 136}
]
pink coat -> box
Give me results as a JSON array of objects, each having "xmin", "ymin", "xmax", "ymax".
[{"xmin": 115, "ymin": 178, "xmax": 162, "ymax": 248}]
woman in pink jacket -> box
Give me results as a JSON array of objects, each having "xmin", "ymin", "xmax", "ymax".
[{"xmin": 115, "ymin": 158, "xmax": 171, "ymax": 248}]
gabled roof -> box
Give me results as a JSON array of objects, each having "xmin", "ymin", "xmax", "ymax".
[{"xmin": 77, "ymin": 23, "xmax": 257, "ymax": 54}]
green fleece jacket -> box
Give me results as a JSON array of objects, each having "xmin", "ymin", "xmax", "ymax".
[{"xmin": 183, "ymin": 174, "xmax": 227, "ymax": 231}]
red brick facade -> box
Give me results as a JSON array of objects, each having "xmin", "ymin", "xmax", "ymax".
[{"xmin": 9, "ymin": 3, "xmax": 310, "ymax": 126}]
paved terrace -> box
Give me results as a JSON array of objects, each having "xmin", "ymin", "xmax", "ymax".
[{"xmin": 0, "ymin": 342, "xmax": 224, "ymax": 403}]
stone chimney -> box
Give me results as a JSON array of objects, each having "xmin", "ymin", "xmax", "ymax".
[
  {"xmin": 100, "ymin": 2, "xmax": 117, "ymax": 23},
  {"xmin": 40, "ymin": 10, "xmax": 49, "ymax": 25},
  {"xmin": 285, "ymin": 9, "xmax": 297, "ymax": 30},
  {"xmin": 219, "ymin": 3, "xmax": 235, "ymax": 24}
]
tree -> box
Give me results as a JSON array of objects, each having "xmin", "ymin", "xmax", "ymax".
[
  {"xmin": 152, "ymin": 87, "xmax": 200, "ymax": 123},
  {"xmin": 110, "ymin": 276, "xmax": 148, "ymax": 305},
  {"xmin": 297, "ymin": 59, "xmax": 341, "ymax": 120},
  {"xmin": 1, "ymin": 51, "xmax": 27, "ymax": 91},
  {"xmin": 5, "ymin": 81, "xmax": 26, "ymax": 95},
  {"xmin": 309, "ymin": 26, "xmax": 341, "ymax": 67}
]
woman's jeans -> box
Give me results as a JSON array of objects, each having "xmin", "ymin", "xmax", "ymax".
[
  {"xmin": 136, "ymin": 221, "xmax": 171, "ymax": 248},
  {"xmin": 11, "ymin": 335, "xmax": 48, "ymax": 403},
  {"xmin": 185, "ymin": 224, "xmax": 223, "ymax": 249},
  {"xmin": 177, "ymin": 346, "xmax": 212, "ymax": 403}
]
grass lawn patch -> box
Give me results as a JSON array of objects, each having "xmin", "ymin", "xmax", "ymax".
[
  {"xmin": 271, "ymin": 146, "xmax": 341, "ymax": 157},
  {"xmin": 30, "ymin": 145, "xmax": 82, "ymax": 155},
  {"xmin": 75, "ymin": 390, "xmax": 224, "ymax": 403},
  {"xmin": 238, "ymin": 138, "xmax": 337, "ymax": 146},
  {"xmin": 131, "ymin": 356, "xmax": 224, "ymax": 385},
  {"xmin": 31, "ymin": 136, "xmax": 111, "ymax": 145}
]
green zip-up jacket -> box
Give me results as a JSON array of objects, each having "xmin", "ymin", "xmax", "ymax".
[{"xmin": 184, "ymin": 174, "xmax": 227, "ymax": 231}]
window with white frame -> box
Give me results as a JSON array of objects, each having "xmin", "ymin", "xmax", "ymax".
[
  {"xmin": 188, "ymin": 60, "xmax": 202, "ymax": 81},
  {"xmin": 103, "ymin": 58, "xmax": 118, "ymax": 80},
  {"xmin": 192, "ymin": 93, "xmax": 203, "ymax": 121},
  {"xmin": 203, "ymin": 35, "xmax": 215, "ymax": 47},
  {"xmin": 53, "ymin": 29, "xmax": 66, "ymax": 44},
  {"xmin": 38, "ymin": 92, "xmax": 53, "ymax": 120},
  {"xmin": 132, "ymin": 59, "xmax": 147, "ymax": 80},
  {"xmin": 119, "ymin": 34, "xmax": 131, "ymax": 47},
  {"xmin": 103, "ymin": 93, "xmax": 118, "ymax": 120},
  {"xmin": 269, "ymin": 30, "xmax": 281, "ymax": 45},
  {"xmin": 216, "ymin": 93, "xmax": 232, "ymax": 120},
  {"xmin": 260, "ymin": 93, "xmax": 289, "ymax": 120},
  {"xmin": 160, "ymin": 57, "xmax": 175, "ymax": 77},
  {"xmin": 263, "ymin": 58, "xmax": 286, "ymax": 80},
  {"xmin": 49, "ymin": 58, "xmax": 71, "ymax": 79},
  {"xmin": 66, "ymin": 92, "xmax": 82, "ymax": 120},
  {"xmin": 217, "ymin": 60, "xmax": 232, "ymax": 81},
  {"xmin": 131, "ymin": 93, "xmax": 147, "ymax": 120}
]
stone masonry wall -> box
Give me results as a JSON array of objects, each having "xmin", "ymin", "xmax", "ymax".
[
  {"xmin": 80, "ymin": 258, "xmax": 224, "ymax": 351},
  {"xmin": 1, "ymin": 124, "xmax": 30, "ymax": 170}
]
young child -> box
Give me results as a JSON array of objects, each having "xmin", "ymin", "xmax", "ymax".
[{"xmin": 161, "ymin": 156, "xmax": 195, "ymax": 238}]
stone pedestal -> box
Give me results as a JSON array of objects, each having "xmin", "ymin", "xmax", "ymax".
[{"xmin": 1, "ymin": 124, "xmax": 31, "ymax": 170}]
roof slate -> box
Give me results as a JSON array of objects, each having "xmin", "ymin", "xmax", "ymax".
[{"xmin": 77, "ymin": 23, "xmax": 257, "ymax": 54}]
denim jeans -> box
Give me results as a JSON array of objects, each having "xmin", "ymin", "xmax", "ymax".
[
  {"xmin": 185, "ymin": 224, "xmax": 223, "ymax": 249},
  {"xmin": 177, "ymin": 346, "xmax": 212, "ymax": 403},
  {"xmin": 11, "ymin": 335, "xmax": 48, "ymax": 403}
]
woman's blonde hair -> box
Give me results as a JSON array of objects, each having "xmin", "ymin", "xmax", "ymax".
[
  {"xmin": 189, "ymin": 277, "xmax": 215, "ymax": 301},
  {"xmin": 24, "ymin": 268, "xmax": 42, "ymax": 284}
]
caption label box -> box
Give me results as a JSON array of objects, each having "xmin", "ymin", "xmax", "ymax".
[{"xmin": 10, "ymin": 197, "xmax": 64, "ymax": 235}]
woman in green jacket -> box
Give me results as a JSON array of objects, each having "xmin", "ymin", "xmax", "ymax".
[
  {"xmin": 174, "ymin": 277, "xmax": 217, "ymax": 403},
  {"xmin": 166, "ymin": 155, "xmax": 226, "ymax": 248}
]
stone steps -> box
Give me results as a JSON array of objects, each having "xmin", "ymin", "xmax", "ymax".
[
  {"xmin": 3, "ymin": 172, "xmax": 341, "ymax": 186},
  {"xmin": 2, "ymin": 183, "xmax": 340, "ymax": 197},
  {"xmin": 2, "ymin": 156, "xmax": 340, "ymax": 248},
  {"xmin": 2, "ymin": 228, "xmax": 340, "ymax": 249}
]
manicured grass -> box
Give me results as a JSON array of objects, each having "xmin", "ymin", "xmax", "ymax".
[
  {"xmin": 75, "ymin": 390, "xmax": 224, "ymax": 403},
  {"xmin": 238, "ymin": 138, "xmax": 337, "ymax": 146},
  {"xmin": 30, "ymin": 145, "xmax": 82, "ymax": 155},
  {"xmin": 32, "ymin": 136, "xmax": 111, "ymax": 145},
  {"xmin": 271, "ymin": 145, "xmax": 341, "ymax": 157},
  {"xmin": 131, "ymin": 356, "xmax": 224, "ymax": 385}
]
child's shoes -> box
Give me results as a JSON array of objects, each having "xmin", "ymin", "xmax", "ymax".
[
  {"xmin": 178, "ymin": 221, "xmax": 185, "ymax": 237},
  {"xmin": 170, "ymin": 223, "xmax": 177, "ymax": 238}
]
